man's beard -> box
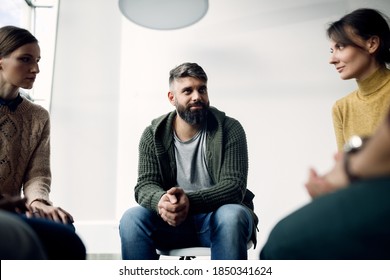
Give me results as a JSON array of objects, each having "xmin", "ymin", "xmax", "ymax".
[{"xmin": 176, "ymin": 101, "xmax": 209, "ymax": 125}]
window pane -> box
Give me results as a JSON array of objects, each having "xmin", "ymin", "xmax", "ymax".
[
  {"xmin": 31, "ymin": 3, "xmax": 59, "ymax": 110},
  {"xmin": 0, "ymin": 0, "xmax": 31, "ymax": 27}
]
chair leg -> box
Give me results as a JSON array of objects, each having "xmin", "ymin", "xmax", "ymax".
[{"xmin": 179, "ymin": 256, "xmax": 196, "ymax": 260}]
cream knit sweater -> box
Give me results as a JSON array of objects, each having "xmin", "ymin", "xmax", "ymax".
[
  {"xmin": 0, "ymin": 96, "xmax": 52, "ymax": 205},
  {"xmin": 332, "ymin": 68, "xmax": 390, "ymax": 151}
]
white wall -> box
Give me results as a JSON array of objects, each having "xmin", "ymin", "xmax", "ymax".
[
  {"xmin": 50, "ymin": 0, "xmax": 122, "ymax": 253},
  {"xmin": 49, "ymin": 0, "xmax": 390, "ymax": 258}
]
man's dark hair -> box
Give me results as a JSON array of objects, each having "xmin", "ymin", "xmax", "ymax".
[{"xmin": 169, "ymin": 62, "xmax": 208, "ymax": 88}]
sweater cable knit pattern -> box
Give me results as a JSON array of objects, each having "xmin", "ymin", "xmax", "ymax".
[{"xmin": 0, "ymin": 96, "xmax": 52, "ymax": 205}]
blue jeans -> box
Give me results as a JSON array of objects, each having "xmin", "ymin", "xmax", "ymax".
[{"xmin": 119, "ymin": 204, "xmax": 253, "ymax": 260}]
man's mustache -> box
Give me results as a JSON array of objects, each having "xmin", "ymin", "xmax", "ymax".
[{"xmin": 188, "ymin": 101, "xmax": 207, "ymax": 108}]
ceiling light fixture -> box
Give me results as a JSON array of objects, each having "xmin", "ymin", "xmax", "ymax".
[{"xmin": 118, "ymin": 0, "xmax": 208, "ymax": 30}]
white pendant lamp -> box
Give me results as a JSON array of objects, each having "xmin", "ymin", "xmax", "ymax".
[{"xmin": 118, "ymin": 0, "xmax": 208, "ymax": 30}]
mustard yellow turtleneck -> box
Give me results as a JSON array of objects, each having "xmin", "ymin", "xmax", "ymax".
[{"xmin": 332, "ymin": 67, "xmax": 390, "ymax": 151}]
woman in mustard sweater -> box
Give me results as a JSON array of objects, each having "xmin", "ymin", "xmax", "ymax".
[{"xmin": 328, "ymin": 8, "xmax": 390, "ymax": 151}]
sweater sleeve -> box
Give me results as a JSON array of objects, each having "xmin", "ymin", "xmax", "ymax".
[
  {"xmin": 187, "ymin": 118, "xmax": 249, "ymax": 214},
  {"xmin": 23, "ymin": 111, "xmax": 52, "ymax": 206},
  {"xmin": 134, "ymin": 127, "xmax": 167, "ymax": 212}
]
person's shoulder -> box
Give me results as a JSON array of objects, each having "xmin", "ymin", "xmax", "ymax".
[
  {"xmin": 333, "ymin": 89, "xmax": 358, "ymax": 107},
  {"xmin": 209, "ymin": 106, "xmax": 228, "ymax": 121},
  {"xmin": 141, "ymin": 110, "xmax": 175, "ymax": 137},
  {"xmin": 208, "ymin": 107, "xmax": 244, "ymax": 132},
  {"xmin": 150, "ymin": 110, "xmax": 174, "ymax": 127},
  {"xmin": 210, "ymin": 106, "xmax": 241, "ymax": 122},
  {"xmin": 19, "ymin": 97, "xmax": 49, "ymax": 118}
]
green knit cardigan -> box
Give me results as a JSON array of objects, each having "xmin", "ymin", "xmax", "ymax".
[{"xmin": 134, "ymin": 106, "xmax": 258, "ymax": 242}]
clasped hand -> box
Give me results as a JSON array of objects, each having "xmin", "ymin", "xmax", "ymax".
[{"xmin": 158, "ymin": 187, "xmax": 189, "ymax": 227}]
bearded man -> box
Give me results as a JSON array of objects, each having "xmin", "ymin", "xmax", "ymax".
[{"xmin": 119, "ymin": 62, "xmax": 258, "ymax": 260}]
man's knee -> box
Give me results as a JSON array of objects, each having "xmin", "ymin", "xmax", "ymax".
[
  {"xmin": 119, "ymin": 206, "xmax": 155, "ymax": 237},
  {"xmin": 213, "ymin": 204, "xmax": 252, "ymax": 229}
]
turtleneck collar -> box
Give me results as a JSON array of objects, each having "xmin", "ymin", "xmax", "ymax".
[{"xmin": 357, "ymin": 67, "xmax": 390, "ymax": 97}]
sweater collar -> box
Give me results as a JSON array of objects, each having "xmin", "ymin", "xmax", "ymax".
[
  {"xmin": 357, "ymin": 68, "xmax": 390, "ymax": 96},
  {"xmin": 0, "ymin": 93, "xmax": 23, "ymax": 112}
]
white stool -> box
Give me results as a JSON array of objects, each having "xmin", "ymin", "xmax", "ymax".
[{"xmin": 156, "ymin": 241, "xmax": 253, "ymax": 260}]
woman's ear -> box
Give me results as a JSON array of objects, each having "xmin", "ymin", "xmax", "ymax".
[{"xmin": 367, "ymin": 36, "xmax": 380, "ymax": 54}]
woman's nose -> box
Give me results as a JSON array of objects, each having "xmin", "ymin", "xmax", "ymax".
[
  {"xmin": 329, "ymin": 53, "xmax": 338, "ymax": 64},
  {"xmin": 31, "ymin": 62, "xmax": 40, "ymax": 74}
]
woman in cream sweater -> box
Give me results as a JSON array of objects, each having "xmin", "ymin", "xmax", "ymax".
[{"xmin": 0, "ymin": 25, "xmax": 85, "ymax": 259}]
